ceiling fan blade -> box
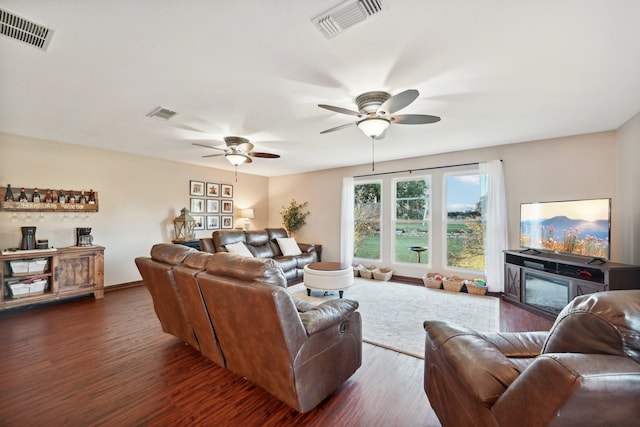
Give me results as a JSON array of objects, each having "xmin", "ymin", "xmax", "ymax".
[
  {"xmin": 202, "ymin": 153, "xmax": 225, "ymax": 158},
  {"xmin": 318, "ymin": 104, "xmax": 362, "ymax": 117},
  {"xmin": 392, "ymin": 114, "xmax": 441, "ymax": 125},
  {"xmin": 192, "ymin": 142, "xmax": 226, "ymax": 151},
  {"xmin": 249, "ymin": 152, "xmax": 280, "ymax": 159},
  {"xmin": 320, "ymin": 122, "xmax": 356, "ymax": 134},
  {"xmin": 378, "ymin": 89, "xmax": 419, "ymax": 115}
]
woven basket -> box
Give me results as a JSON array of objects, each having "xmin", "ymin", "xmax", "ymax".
[
  {"xmin": 442, "ymin": 276, "xmax": 464, "ymax": 292},
  {"xmin": 466, "ymin": 282, "xmax": 488, "ymax": 296},
  {"xmin": 359, "ymin": 268, "xmax": 375, "ymax": 279},
  {"xmin": 422, "ymin": 272, "xmax": 442, "ymax": 289},
  {"xmin": 373, "ymin": 267, "xmax": 393, "ymax": 281}
]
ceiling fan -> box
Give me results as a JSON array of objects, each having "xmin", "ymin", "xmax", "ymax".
[
  {"xmin": 318, "ymin": 89, "xmax": 441, "ymax": 140},
  {"xmin": 192, "ymin": 136, "xmax": 280, "ymax": 166}
]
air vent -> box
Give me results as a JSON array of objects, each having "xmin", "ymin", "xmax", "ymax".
[
  {"xmin": 312, "ymin": 0, "xmax": 383, "ymax": 38},
  {"xmin": 0, "ymin": 8, "xmax": 54, "ymax": 50},
  {"xmin": 146, "ymin": 107, "xmax": 178, "ymax": 120}
]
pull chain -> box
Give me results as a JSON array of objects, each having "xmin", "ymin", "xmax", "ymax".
[{"xmin": 371, "ymin": 136, "xmax": 375, "ymax": 171}]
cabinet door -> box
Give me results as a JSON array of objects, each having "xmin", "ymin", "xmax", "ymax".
[
  {"xmin": 504, "ymin": 264, "xmax": 521, "ymax": 302},
  {"xmin": 575, "ymin": 279, "xmax": 605, "ymax": 297},
  {"xmin": 56, "ymin": 252, "xmax": 98, "ymax": 292}
]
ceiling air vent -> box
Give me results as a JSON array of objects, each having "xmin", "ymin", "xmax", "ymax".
[
  {"xmin": 0, "ymin": 8, "xmax": 54, "ymax": 50},
  {"xmin": 312, "ymin": 0, "xmax": 383, "ymax": 39},
  {"xmin": 146, "ymin": 107, "xmax": 178, "ymax": 120}
]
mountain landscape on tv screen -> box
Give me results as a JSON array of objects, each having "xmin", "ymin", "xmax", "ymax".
[{"xmin": 522, "ymin": 216, "xmax": 609, "ymax": 240}]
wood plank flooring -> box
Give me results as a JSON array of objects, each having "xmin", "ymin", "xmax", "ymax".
[{"xmin": 0, "ymin": 284, "xmax": 552, "ymax": 426}]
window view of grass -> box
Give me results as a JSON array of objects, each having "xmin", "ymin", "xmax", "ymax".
[
  {"xmin": 447, "ymin": 223, "xmax": 485, "ymax": 270},
  {"xmin": 354, "ymin": 182, "xmax": 381, "ymax": 260},
  {"xmin": 446, "ymin": 174, "xmax": 486, "ymax": 271}
]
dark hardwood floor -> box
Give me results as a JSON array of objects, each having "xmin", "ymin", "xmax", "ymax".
[{"xmin": 0, "ymin": 284, "xmax": 552, "ymax": 426}]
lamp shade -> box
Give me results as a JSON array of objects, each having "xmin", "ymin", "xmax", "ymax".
[
  {"xmin": 173, "ymin": 207, "xmax": 196, "ymax": 241},
  {"xmin": 240, "ymin": 208, "xmax": 254, "ymax": 219},
  {"xmin": 226, "ymin": 153, "xmax": 249, "ymax": 166},
  {"xmin": 357, "ymin": 117, "xmax": 390, "ymax": 138}
]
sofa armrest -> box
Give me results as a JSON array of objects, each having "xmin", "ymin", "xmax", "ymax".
[
  {"xmin": 299, "ymin": 299, "xmax": 359, "ymax": 335},
  {"xmin": 493, "ymin": 353, "xmax": 640, "ymax": 427},
  {"xmin": 424, "ymin": 320, "xmax": 522, "ymax": 406},
  {"xmin": 294, "ymin": 298, "xmax": 317, "ymax": 313},
  {"xmin": 479, "ymin": 331, "xmax": 548, "ymax": 358},
  {"xmin": 298, "ymin": 243, "xmax": 315, "ymax": 253}
]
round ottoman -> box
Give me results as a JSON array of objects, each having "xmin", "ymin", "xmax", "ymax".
[{"xmin": 303, "ymin": 262, "xmax": 354, "ymax": 298}]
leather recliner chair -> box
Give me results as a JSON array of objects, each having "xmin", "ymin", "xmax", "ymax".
[
  {"xmin": 134, "ymin": 244, "xmax": 201, "ymax": 350},
  {"xmin": 196, "ymin": 252, "xmax": 362, "ymax": 413},
  {"xmin": 423, "ymin": 289, "xmax": 640, "ymax": 427}
]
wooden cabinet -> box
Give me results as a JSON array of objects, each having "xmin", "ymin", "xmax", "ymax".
[
  {"xmin": 503, "ymin": 250, "xmax": 640, "ymax": 318},
  {"xmin": 1, "ymin": 246, "xmax": 104, "ymax": 310}
]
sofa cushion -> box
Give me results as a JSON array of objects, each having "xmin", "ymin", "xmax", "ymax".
[
  {"xmin": 245, "ymin": 230, "xmax": 275, "ymax": 258},
  {"xmin": 225, "ymin": 241, "xmax": 254, "ymax": 257},
  {"xmin": 212, "ymin": 229, "xmax": 246, "ymax": 252},
  {"xmin": 277, "ymin": 237, "xmax": 302, "ymax": 256}
]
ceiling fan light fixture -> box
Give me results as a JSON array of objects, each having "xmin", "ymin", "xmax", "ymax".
[
  {"xmin": 226, "ymin": 153, "xmax": 249, "ymax": 166},
  {"xmin": 357, "ymin": 117, "xmax": 390, "ymax": 138}
]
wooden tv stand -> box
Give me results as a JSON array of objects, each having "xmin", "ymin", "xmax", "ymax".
[{"xmin": 503, "ymin": 249, "xmax": 640, "ymax": 319}]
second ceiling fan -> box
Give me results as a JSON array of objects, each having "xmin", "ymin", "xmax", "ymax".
[{"xmin": 193, "ymin": 136, "xmax": 280, "ymax": 166}]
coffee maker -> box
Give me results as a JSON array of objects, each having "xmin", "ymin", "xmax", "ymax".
[
  {"xmin": 76, "ymin": 227, "xmax": 93, "ymax": 247},
  {"xmin": 21, "ymin": 226, "xmax": 36, "ymax": 250}
]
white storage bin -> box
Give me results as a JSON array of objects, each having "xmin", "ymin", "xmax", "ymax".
[
  {"xmin": 8, "ymin": 278, "xmax": 48, "ymax": 298},
  {"xmin": 9, "ymin": 258, "xmax": 48, "ymax": 276}
]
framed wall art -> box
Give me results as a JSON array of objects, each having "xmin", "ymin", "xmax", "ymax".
[
  {"xmin": 221, "ymin": 200, "xmax": 233, "ymax": 214},
  {"xmin": 206, "ymin": 199, "xmax": 219, "ymax": 213},
  {"xmin": 190, "ymin": 180, "xmax": 205, "ymax": 196},
  {"xmin": 221, "ymin": 184, "xmax": 233, "ymax": 198},
  {"xmin": 190, "ymin": 198, "xmax": 205, "ymax": 214},
  {"xmin": 192, "ymin": 215, "xmax": 205, "ymax": 230},
  {"xmin": 206, "ymin": 182, "xmax": 219, "ymax": 197},
  {"xmin": 206, "ymin": 215, "xmax": 220, "ymax": 230},
  {"xmin": 221, "ymin": 215, "xmax": 233, "ymax": 229}
]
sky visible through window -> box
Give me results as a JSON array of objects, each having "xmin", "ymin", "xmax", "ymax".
[{"xmin": 447, "ymin": 175, "xmax": 480, "ymax": 212}]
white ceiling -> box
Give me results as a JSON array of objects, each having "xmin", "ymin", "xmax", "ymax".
[{"xmin": 1, "ymin": 0, "xmax": 639, "ymax": 177}]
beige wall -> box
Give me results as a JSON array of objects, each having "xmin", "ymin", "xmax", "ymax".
[
  {"xmin": 0, "ymin": 133, "xmax": 269, "ymax": 286},
  {"xmin": 1, "ymin": 128, "xmax": 631, "ymax": 286},
  {"xmin": 617, "ymin": 111, "xmax": 640, "ymax": 265},
  {"xmin": 269, "ymin": 131, "xmax": 620, "ymax": 277}
]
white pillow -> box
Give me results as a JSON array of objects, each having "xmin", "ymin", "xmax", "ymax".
[
  {"xmin": 277, "ymin": 237, "xmax": 302, "ymax": 256},
  {"xmin": 225, "ymin": 241, "xmax": 253, "ymax": 257}
]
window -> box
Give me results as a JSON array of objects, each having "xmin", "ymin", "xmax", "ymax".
[
  {"xmin": 353, "ymin": 181, "xmax": 382, "ymax": 260},
  {"xmin": 393, "ymin": 177, "xmax": 431, "ymax": 264},
  {"xmin": 445, "ymin": 173, "xmax": 485, "ymax": 271}
]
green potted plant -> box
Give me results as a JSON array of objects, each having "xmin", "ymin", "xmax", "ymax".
[{"xmin": 279, "ymin": 199, "xmax": 310, "ymax": 235}]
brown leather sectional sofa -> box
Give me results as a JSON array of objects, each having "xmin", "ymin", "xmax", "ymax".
[
  {"xmin": 199, "ymin": 228, "xmax": 320, "ymax": 282},
  {"xmin": 423, "ymin": 289, "xmax": 640, "ymax": 427},
  {"xmin": 135, "ymin": 243, "xmax": 361, "ymax": 413}
]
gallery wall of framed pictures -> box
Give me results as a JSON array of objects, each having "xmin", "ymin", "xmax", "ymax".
[{"xmin": 190, "ymin": 180, "xmax": 234, "ymax": 231}]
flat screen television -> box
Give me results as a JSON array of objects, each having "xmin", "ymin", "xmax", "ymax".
[{"xmin": 520, "ymin": 198, "xmax": 611, "ymax": 260}]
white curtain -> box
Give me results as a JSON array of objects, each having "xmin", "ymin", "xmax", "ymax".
[
  {"xmin": 340, "ymin": 176, "xmax": 354, "ymax": 266},
  {"xmin": 479, "ymin": 160, "xmax": 508, "ymax": 292}
]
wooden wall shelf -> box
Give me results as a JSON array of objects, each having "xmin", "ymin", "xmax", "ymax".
[{"xmin": 1, "ymin": 187, "xmax": 99, "ymax": 212}]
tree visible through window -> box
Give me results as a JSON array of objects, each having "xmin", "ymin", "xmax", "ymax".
[
  {"xmin": 445, "ymin": 173, "xmax": 485, "ymax": 271},
  {"xmin": 393, "ymin": 177, "xmax": 430, "ymax": 264},
  {"xmin": 353, "ymin": 181, "xmax": 381, "ymax": 260}
]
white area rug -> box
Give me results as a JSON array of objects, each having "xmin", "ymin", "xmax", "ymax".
[{"xmin": 288, "ymin": 277, "xmax": 500, "ymax": 359}]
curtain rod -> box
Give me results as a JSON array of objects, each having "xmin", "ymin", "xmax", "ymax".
[{"xmin": 354, "ymin": 161, "xmax": 482, "ymax": 178}]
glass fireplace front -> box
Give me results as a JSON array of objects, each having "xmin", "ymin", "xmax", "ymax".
[{"xmin": 523, "ymin": 271, "xmax": 570, "ymax": 315}]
